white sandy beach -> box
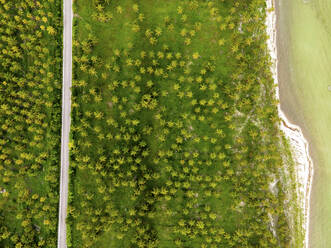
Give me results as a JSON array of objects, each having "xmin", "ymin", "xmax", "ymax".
[{"xmin": 265, "ymin": 0, "xmax": 314, "ymax": 247}]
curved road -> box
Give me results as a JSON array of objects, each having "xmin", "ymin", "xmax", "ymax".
[{"xmin": 57, "ymin": 0, "xmax": 72, "ymax": 247}]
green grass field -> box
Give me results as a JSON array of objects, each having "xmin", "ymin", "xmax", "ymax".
[{"xmin": 277, "ymin": 0, "xmax": 331, "ymax": 247}]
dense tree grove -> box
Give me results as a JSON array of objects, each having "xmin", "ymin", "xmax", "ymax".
[
  {"xmin": 0, "ymin": 0, "xmax": 62, "ymax": 247},
  {"xmin": 69, "ymin": 1, "xmax": 304, "ymax": 247},
  {"xmin": 68, "ymin": 0, "xmax": 304, "ymax": 247}
]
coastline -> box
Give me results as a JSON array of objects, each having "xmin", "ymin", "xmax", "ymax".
[{"xmin": 265, "ymin": 0, "xmax": 314, "ymax": 247}]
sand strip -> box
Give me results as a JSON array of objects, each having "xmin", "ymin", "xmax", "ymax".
[{"xmin": 266, "ymin": 0, "xmax": 314, "ymax": 247}]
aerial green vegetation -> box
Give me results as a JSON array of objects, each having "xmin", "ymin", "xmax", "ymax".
[
  {"xmin": 0, "ymin": 0, "xmax": 62, "ymax": 247},
  {"xmin": 69, "ymin": 0, "xmax": 302, "ymax": 247},
  {"xmin": 278, "ymin": 0, "xmax": 331, "ymax": 247}
]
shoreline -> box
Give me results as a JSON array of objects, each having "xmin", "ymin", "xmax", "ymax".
[{"xmin": 265, "ymin": 1, "xmax": 314, "ymax": 247}]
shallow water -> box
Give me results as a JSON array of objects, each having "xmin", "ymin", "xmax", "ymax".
[{"xmin": 276, "ymin": 0, "xmax": 331, "ymax": 247}]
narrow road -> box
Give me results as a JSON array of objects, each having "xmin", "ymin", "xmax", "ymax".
[{"xmin": 57, "ymin": 0, "xmax": 72, "ymax": 247}]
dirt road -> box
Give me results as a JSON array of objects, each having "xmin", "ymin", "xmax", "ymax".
[{"xmin": 57, "ymin": 0, "xmax": 72, "ymax": 247}]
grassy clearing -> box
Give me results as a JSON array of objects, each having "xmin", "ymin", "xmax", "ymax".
[
  {"xmin": 0, "ymin": 0, "xmax": 62, "ymax": 247},
  {"xmin": 69, "ymin": 0, "xmax": 302, "ymax": 247},
  {"xmin": 277, "ymin": 0, "xmax": 331, "ymax": 247}
]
